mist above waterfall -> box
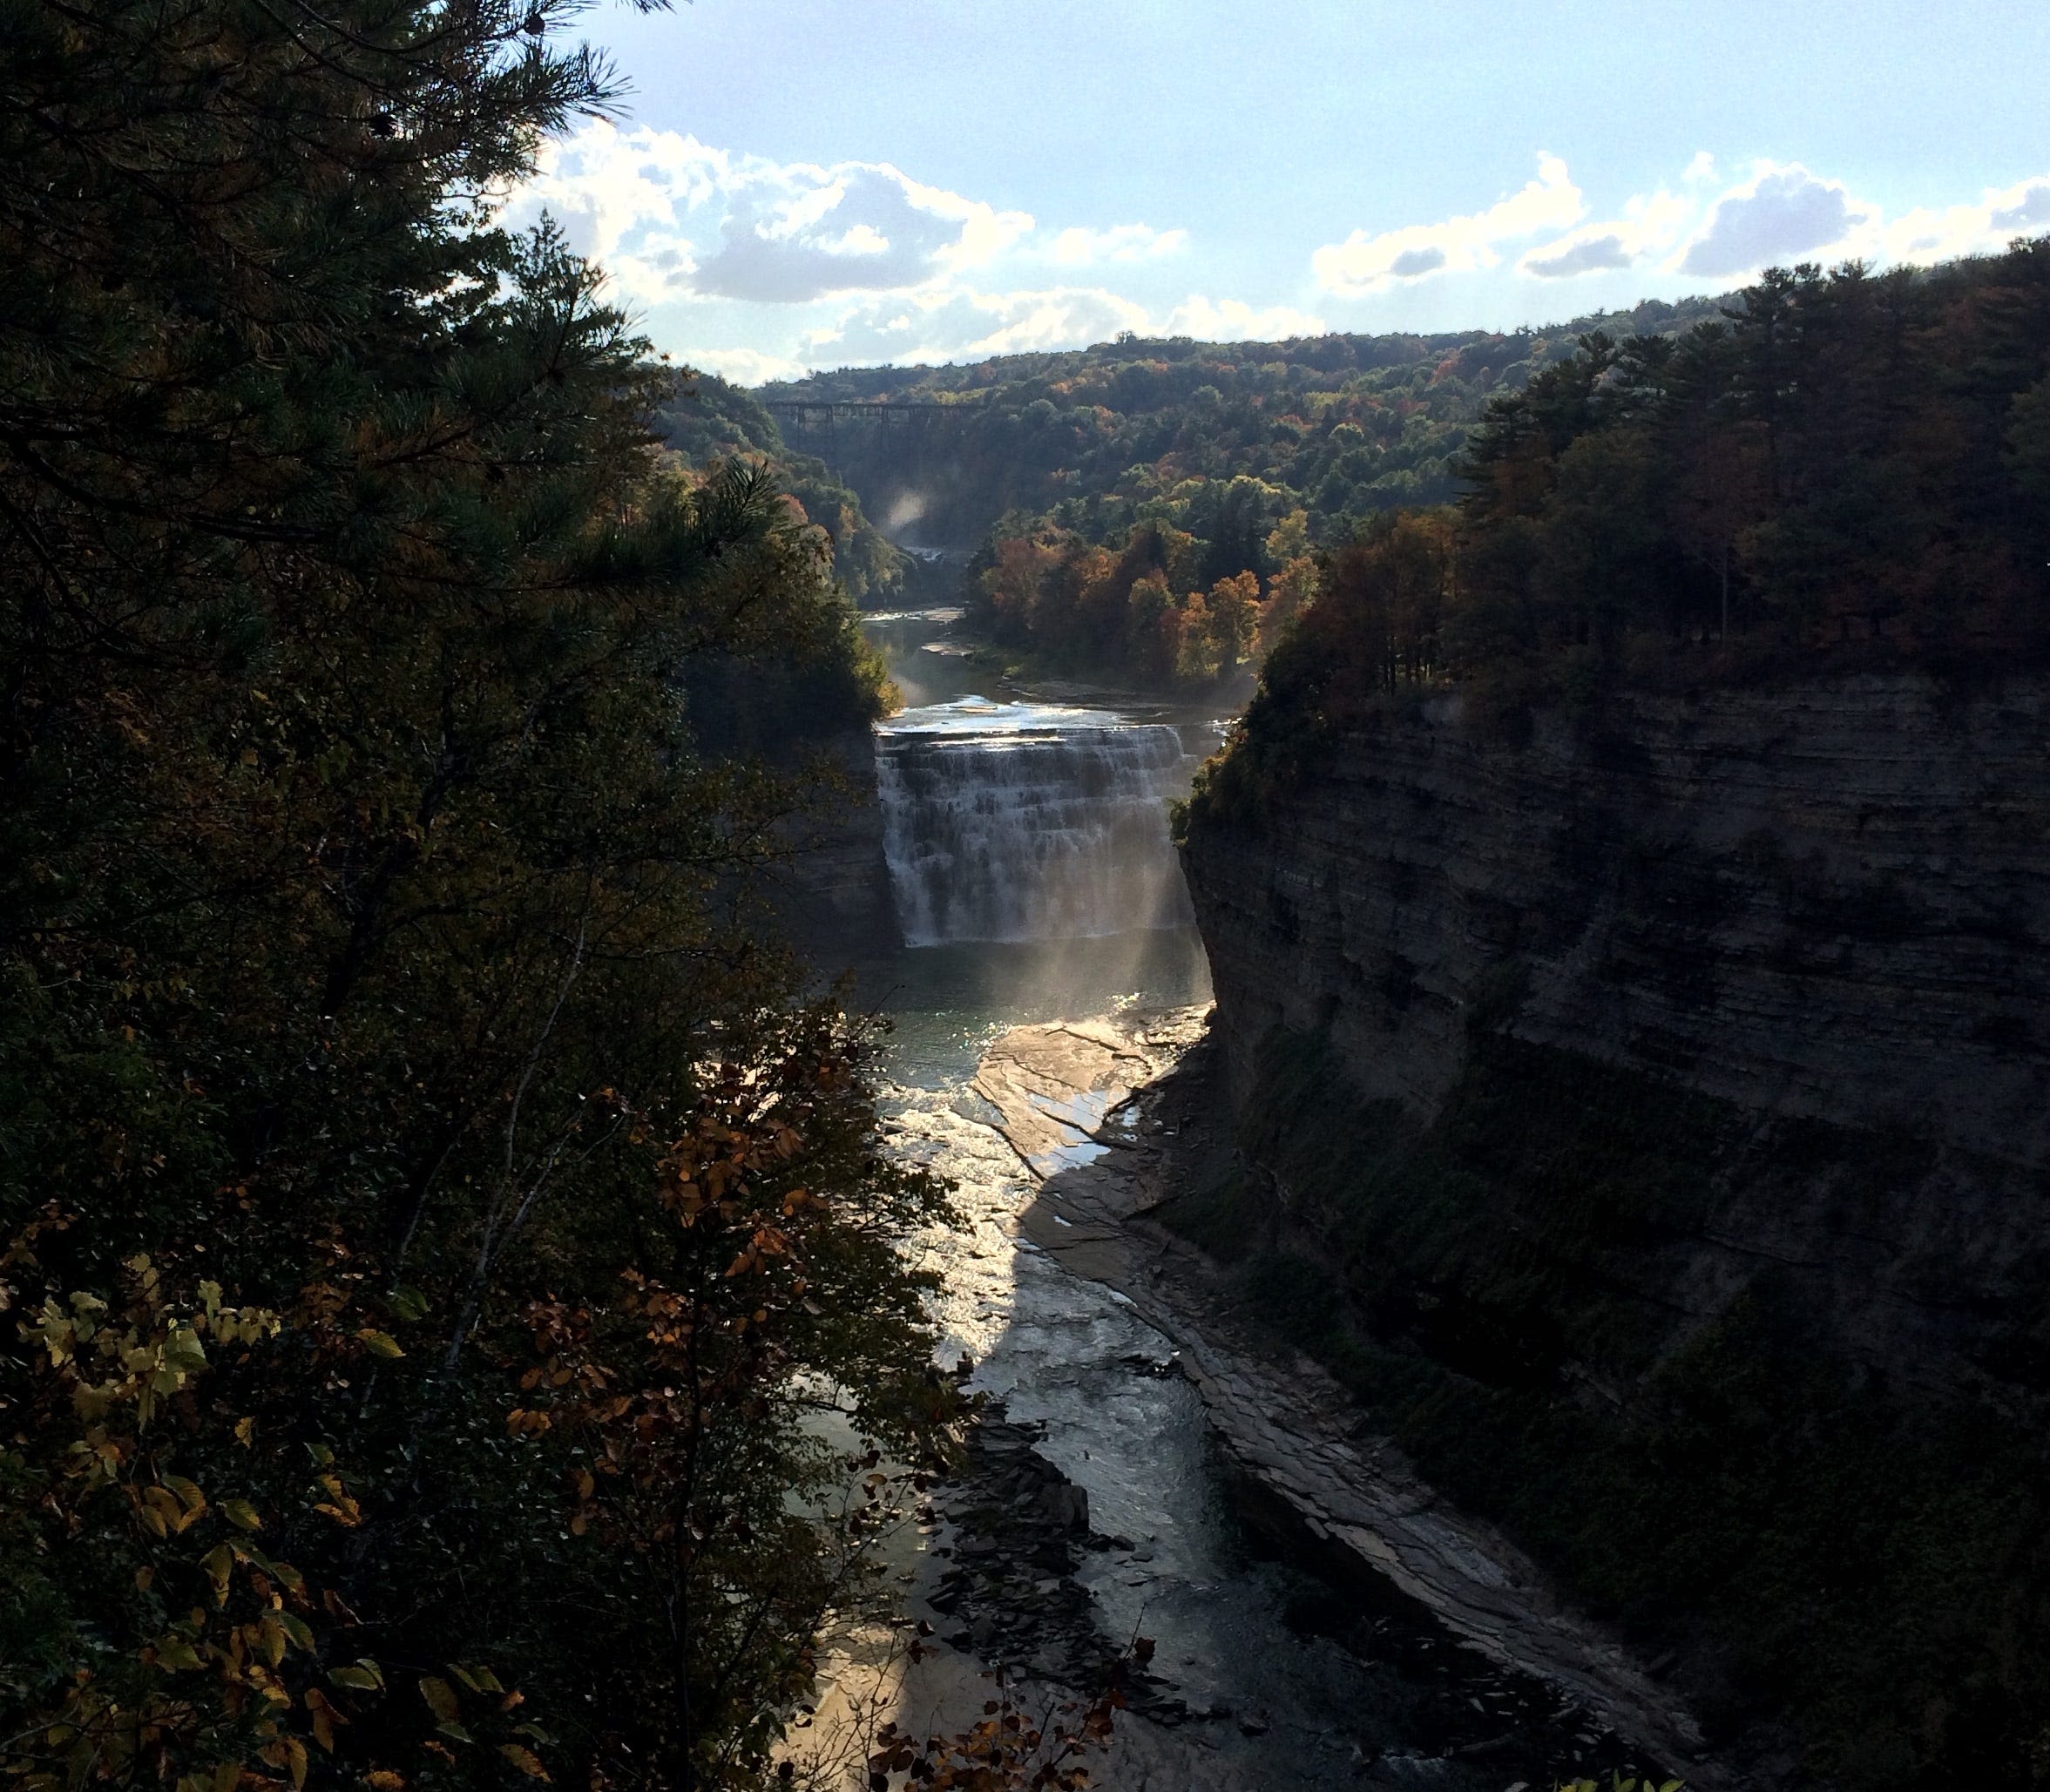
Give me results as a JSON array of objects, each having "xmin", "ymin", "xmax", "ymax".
[
  {"xmin": 876, "ymin": 698, "xmax": 1197, "ymax": 947},
  {"xmin": 885, "ymin": 489, "xmax": 929, "ymax": 532}
]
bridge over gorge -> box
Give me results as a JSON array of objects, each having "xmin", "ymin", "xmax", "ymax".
[{"xmin": 756, "ymin": 398, "xmax": 969, "ymax": 433}]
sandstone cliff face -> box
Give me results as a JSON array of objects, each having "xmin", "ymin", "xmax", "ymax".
[
  {"xmin": 1185, "ymin": 676, "xmax": 2050, "ymax": 1377},
  {"xmin": 766, "ymin": 729, "xmax": 898, "ymax": 959},
  {"xmin": 1175, "ymin": 673, "xmax": 2050, "ymax": 1779},
  {"xmin": 1187, "ymin": 675, "xmax": 2049, "ymax": 1164}
]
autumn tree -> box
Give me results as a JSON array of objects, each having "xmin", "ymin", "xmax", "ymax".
[{"xmin": 0, "ymin": 1, "xmax": 952, "ymax": 1789}]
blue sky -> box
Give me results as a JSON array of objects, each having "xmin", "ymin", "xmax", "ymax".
[{"xmin": 504, "ymin": 0, "xmax": 2050, "ymax": 382}]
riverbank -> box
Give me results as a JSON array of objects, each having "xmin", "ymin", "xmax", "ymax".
[
  {"xmin": 832, "ymin": 1001, "xmax": 1722, "ymax": 1789},
  {"xmin": 971, "ymin": 1005, "xmax": 1724, "ymax": 1788}
]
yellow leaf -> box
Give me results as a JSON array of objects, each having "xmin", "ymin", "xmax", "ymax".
[
  {"xmin": 356, "ymin": 1329, "xmax": 405, "ymax": 1360},
  {"xmin": 285, "ymin": 1737, "xmax": 308, "ymax": 1790},
  {"xmin": 201, "ymin": 1544, "xmax": 233, "ymax": 1607},
  {"xmin": 417, "ymin": 1677, "xmax": 460, "ymax": 1723},
  {"xmin": 234, "ymin": 1417, "xmax": 255, "ymax": 1448},
  {"xmin": 497, "ymin": 1746, "xmax": 550, "ymax": 1782},
  {"xmin": 222, "ymin": 1499, "xmax": 263, "ymax": 1532},
  {"xmin": 365, "ymin": 1775, "xmax": 406, "ymax": 1790}
]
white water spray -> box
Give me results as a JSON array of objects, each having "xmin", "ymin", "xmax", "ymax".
[{"xmin": 875, "ymin": 699, "xmax": 1197, "ymax": 947}]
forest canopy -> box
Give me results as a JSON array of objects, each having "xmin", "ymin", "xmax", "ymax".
[
  {"xmin": 0, "ymin": 3, "xmax": 949, "ymax": 1791},
  {"xmin": 764, "ymin": 299, "xmax": 1728, "ymax": 556},
  {"xmin": 1193, "ymin": 242, "xmax": 2050, "ymax": 818},
  {"xmin": 655, "ymin": 375, "xmax": 906, "ymax": 607}
]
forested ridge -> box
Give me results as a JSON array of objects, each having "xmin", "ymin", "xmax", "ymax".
[
  {"xmin": 0, "ymin": 5, "xmax": 972, "ymax": 1791},
  {"xmin": 1194, "ymin": 241, "xmax": 2050, "ymax": 816},
  {"xmin": 654, "ymin": 376, "xmax": 905, "ymax": 608},
  {"xmin": 766, "ymin": 298, "xmax": 1725, "ymax": 555},
  {"xmin": 764, "ymin": 302, "xmax": 1727, "ymax": 688},
  {"xmin": 771, "ymin": 249, "xmax": 2048, "ymax": 701}
]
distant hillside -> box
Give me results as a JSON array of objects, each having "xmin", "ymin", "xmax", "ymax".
[
  {"xmin": 655, "ymin": 374, "xmax": 904, "ymax": 605},
  {"xmin": 759, "ymin": 295, "xmax": 1729, "ymax": 558}
]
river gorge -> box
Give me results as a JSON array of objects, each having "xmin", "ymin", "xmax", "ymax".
[{"xmin": 810, "ymin": 607, "xmax": 1706, "ymax": 1790}]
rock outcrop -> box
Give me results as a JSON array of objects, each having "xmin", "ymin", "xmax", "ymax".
[
  {"xmin": 1176, "ymin": 673, "xmax": 2050, "ymax": 1783},
  {"xmin": 1188, "ymin": 676, "xmax": 2049, "ymax": 1158},
  {"xmin": 766, "ymin": 728, "xmax": 898, "ymax": 957},
  {"xmin": 1183, "ymin": 675, "xmax": 2050, "ymax": 1386}
]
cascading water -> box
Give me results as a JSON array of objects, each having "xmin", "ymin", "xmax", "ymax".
[{"xmin": 875, "ymin": 697, "xmax": 1197, "ymax": 947}]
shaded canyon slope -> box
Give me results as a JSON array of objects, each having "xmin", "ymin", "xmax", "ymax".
[{"xmin": 1176, "ymin": 673, "xmax": 2050, "ymax": 1787}]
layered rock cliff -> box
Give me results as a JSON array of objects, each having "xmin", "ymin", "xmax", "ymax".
[
  {"xmin": 766, "ymin": 728, "xmax": 898, "ymax": 959},
  {"xmin": 1177, "ymin": 673, "xmax": 2050, "ymax": 1787}
]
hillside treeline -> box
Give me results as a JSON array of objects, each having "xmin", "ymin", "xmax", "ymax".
[
  {"xmin": 764, "ymin": 300, "xmax": 1724, "ymax": 559},
  {"xmin": 1190, "ymin": 240, "xmax": 2050, "ymax": 795},
  {"xmin": 0, "ymin": 5, "xmax": 952, "ymax": 1792},
  {"xmin": 655, "ymin": 375, "xmax": 905, "ymax": 605}
]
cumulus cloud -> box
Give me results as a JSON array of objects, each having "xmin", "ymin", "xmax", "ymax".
[
  {"xmin": 802, "ymin": 286, "xmax": 1325, "ymax": 368},
  {"xmin": 1880, "ymin": 170, "xmax": 2050, "ymax": 264},
  {"xmin": 1678, "ymin": 163, "xmax": 1873, "ymax": 277},
  {"xmin": 1311, "ymin": 153, "xmax": 1585, "ymax": 294},
  {"xmin": 808, "ymin": 286, "xmax": 1154, "ymax": 366},
  {"xmin": 1525, "ymin": 234, "xmax": 1632, "ymax": 277},
  {"xmin": 1519, "ymin": 188, "xmax": 1690, "ymax": 279},
  {"xmin": 1992, "ymin": 181, "xmax": 2050, "ymax": 231},
  {"xmin": 1165, "ymin": 295, "xmax": 1327, "ymax": 340},
  {"xmin": 684, "ymin": 345, "xmax": 809, "ymax": 386},
  {"xmin": 1046, "ymin": 223, "xmax": 1189, "ymax": 267},
  {"xmin": 504, "ymin": 124, "xmax": 1032, "ymax": 306}
]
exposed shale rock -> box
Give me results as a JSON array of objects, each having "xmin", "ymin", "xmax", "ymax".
[
  {"xmin": 976, "ymin": 1014, "xmax": 1710, "ymax": 1786},
  {"xmin": 767, "ymin": 728, "xmax": 898, "ymax": 956},
  {"xmin": 929, "ymin": 1411, "xmax": 1187, "ymax": 1724},
  {"xmin": 1182, "ymin": 676, "xmax": 2050, "ymax": 1390},
  {"xmin": 1187, "ymin": 676, "xmax": 2049, "ymax": 1162},
  {"xmin": 1176, "ymin": 673, "xmax": 2050, "ymax": 1782}
]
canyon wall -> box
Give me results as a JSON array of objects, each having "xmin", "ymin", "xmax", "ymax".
[
  {"xmin": 1187, "ymin": 675, "xmax": 2049, "ymax": 1166},
  {"xmin": 766, "ymin": 730, "xmax": 898, "ymax": 960},
  {"xmin": 1177, "ymin": 673, "xmax": 2050, "ymax": 1781}
]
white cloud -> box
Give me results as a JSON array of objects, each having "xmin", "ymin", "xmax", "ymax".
[
  {"xmin": 1046, "ymin": 223, "xmax": 1189, "ymax": 267},
  {"xmin": 1881, "ymin": 169, "xmax": 2050, "ymax": 265},
  {"xmin": 1166, "ymin": 295, "xmax": 1326, "ymax": 340},
  {"xmin": 1311, "ymin": 154, "xmax": 1585, "ymax": 294},
  {"xmin": 801, "ymin": 286, "xmax": 1325, "ymax": 368},
  {"xmin": 685, "ymin": 345, "xmax": 808, "ymax": 385},
  {"xmin": 1523, "ymin": 234, "xmax": 1633, "ymax": 278},
  {"xmin": 510, "ymin": 124, "xmax": 2050, "ymax": 382},
  {"xmin": 808, "ymin": 286, "xmax": 1154, "ymax": 365},
  {"xmin": 1521, "ymin": 155, "xmax": 2050, "ymax": 288},
  {"xmin": 504, "ymin": 124, "xmax": 1033, "ymax": 306},
  {"xmin": 1677, "ymin": 162, "xmax": 1875, "ymax": 278},
  {"xmin": 1520, "ymin": 188, "xmax": 1691, "ymax": 279}
]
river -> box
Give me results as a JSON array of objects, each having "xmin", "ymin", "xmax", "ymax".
[{"xmin": 834, "ymin": 606, "xmax": 1670, "ymax": 1791}]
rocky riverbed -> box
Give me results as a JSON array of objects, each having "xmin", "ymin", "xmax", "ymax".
[{"xmin": 842, "ymin": 1002, "xmax": 1717, "ymax": 1791}]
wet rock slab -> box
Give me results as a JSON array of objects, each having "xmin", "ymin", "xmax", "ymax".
[{"xmin": 973, "ymin": 1004, "xmax": 1723, "ymax": 1788}]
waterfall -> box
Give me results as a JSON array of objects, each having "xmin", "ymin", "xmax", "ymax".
[{"xmin": 876, "ymin": 700, "xmax": 1198, "ymax": 946}]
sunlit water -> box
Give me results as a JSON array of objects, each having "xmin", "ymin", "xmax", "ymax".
[{"xmin": 842, "ymin": 610, "xmax": 1538, "ymax": 1789}]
